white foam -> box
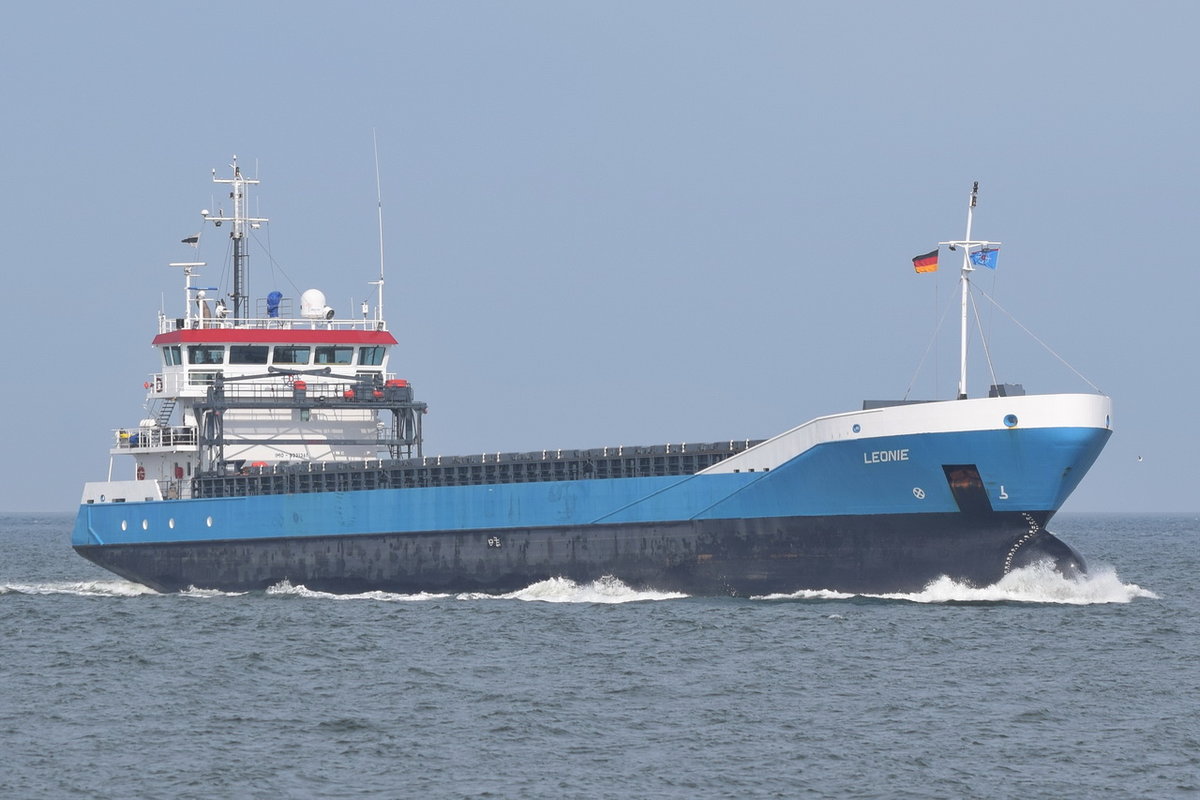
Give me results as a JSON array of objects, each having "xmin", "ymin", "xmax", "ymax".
[
  {"xmin": 756, "ymin": 588, "xmax": 857, "ymax": 601},
  {"xmin": 264, "ymin": 579, "xmax": 449, "ymax": 602},
  {"xmin": 0, "ymin": 580, "xmax": 159, "ymax": 597},
  {"xmin": 890, "ymin": 562, "xmax": 1156, "ymax": 605},
  {"xmin": 463, "ymin": 575, "xmax": 688, "ymax": 604},
  {"xmin": 259, "ymin": 575, "xmax": 685, "ymax": 604},
  {"xmin": 111, "ymin": 562, "xmax": 1151, "ymax": 606},
  {"xmin": 179, "ymin": 586, "xmax": 247, "ymax": 598},
  {"xmin": 757, "ymin": 561, "xmax": 1156, "ymax": 605}
]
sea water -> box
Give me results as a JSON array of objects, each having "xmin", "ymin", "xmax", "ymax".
[{"xmin": 0, "ymin": 513, "xmax": 1195, "ymax": 799}]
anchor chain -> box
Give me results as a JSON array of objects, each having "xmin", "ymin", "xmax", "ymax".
[{"xmin": 1002, "ymin": 512, "xmax": 1041, "ymax": 574}]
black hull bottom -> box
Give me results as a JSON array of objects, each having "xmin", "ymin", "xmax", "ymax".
[{"xmin": 74, "ymin": 512, "xmax": 1085, "ymax": 596}]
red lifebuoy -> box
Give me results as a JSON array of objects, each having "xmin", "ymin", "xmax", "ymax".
[{"xmin": 136, "ymin": 464, "xmax": 146, "ymax": 480}]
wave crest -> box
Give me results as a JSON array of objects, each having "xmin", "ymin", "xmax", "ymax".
[
  {"xmin": 465, "ymin": 575, "xmax": 687, "ymax": 604},
  {"xmin": 759, "ymin": 561, "xmax": 1156, "ymax": 605},
  {"xmin": 265, "ymin": 580, "xmax": 449, "ymax": 602},
  {"xmin": 6, "ymin": 563, "xmax": 1152, "ymax": 606},
  {"xmin": 0, "ymin": 580, "xmax": 159, "ymax": 597},
  {"xmin": 260, "ymin": 575, "xmax": 684, "ymax": 604}
]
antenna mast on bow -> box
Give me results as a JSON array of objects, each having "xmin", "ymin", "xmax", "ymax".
[{"xmin": 938, "ymin": 182, "xmax": 1001, "ymax": 399}]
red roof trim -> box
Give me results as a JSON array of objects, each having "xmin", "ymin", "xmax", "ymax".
[{"xmin": 152, "ymin": 329, "xmax": 399, "ymax": 346}]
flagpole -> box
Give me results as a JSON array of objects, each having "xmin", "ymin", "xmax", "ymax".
[
  {"xmin": 937, "ymin": 181, "xmax": 999, "ymax": 401},
  {"xmin": 958, "ymin": 182, "xmax": 977, "ymax": 399}
]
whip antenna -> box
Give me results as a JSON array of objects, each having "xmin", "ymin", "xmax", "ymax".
[{"xmin": 372, "ymin": 128, "xmax": 386, "ymax": 325}]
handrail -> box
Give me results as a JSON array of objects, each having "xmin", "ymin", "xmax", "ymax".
[
  {"xmin": 114, "ymin": 426, "xmax": 198, "ymax": 449},
  {"xmin": 158, "ymin": 315, "xmax": 388, "ymax": 334}
]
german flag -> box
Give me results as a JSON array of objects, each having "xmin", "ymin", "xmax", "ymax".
[{"xmin": 912, "ymin": 249, "xmax": 938, "ymax": 273}]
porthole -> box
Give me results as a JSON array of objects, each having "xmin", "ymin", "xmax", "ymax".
[
  {"xmin": 852, "ymin": 424, "xmax": 861, "ymax": 433},
  {"xmin": 120, "ymin": 520, "xmax": 128, "ymax": 531},
  {"xmin": 168, "ymin": 518, "xmax": 175, "ymax": 529},
  {"xmin": 206, "ymin": 516, "xmax": 213, "ymax": 527},
  {"xmin": 142, "ymin": 519, "xmax": 149, "ymax": 530},
  {"xmin": 1003, "ymin": 414, "xmax": 1018, "ymax": 428}
]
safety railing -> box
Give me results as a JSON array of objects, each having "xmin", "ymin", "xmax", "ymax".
[
  {"xmin": 158, "ymin": 315, "xmax": 388, "ymax": 334},
  {"xmin": 114, "ymin": 426, "xmax": 198, "ymax": 449}
]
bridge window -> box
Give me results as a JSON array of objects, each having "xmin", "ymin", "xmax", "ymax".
[
  {"xmin": 187, "ymin": 345, "xmax": 225, "ymax": 365},
  {"xmin": 315, "ymin": 346, "xmax": 353, "ymax": 365},
  {"xmin": 273, "ymin": 346, "xmax": 311, "ymax": 365},
  {"xmin": 188, "ymin": 370, "xmax": 222, "ymax": 387},
  {"xmin": 230, "ymin": 345, "xmax": 269, "ymax": 364},
  {"xmin": 162, "ymin": 346, "xmax": 182, "ymax": 366},
  {"xmin": 359, "ymin": 346, "xmax": 386, "ymax": 366}
]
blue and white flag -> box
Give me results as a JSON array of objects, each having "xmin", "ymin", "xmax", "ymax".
[{"xmin": 970, "ymin": 247, "xmax": 999, "ymax": 269}]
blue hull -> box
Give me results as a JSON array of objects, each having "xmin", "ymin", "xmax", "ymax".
[
  {"xmin": 72, "ymin": 424, "xmax": 1110, "ymax": 594},
  {"xmin": 72, "ymin": 512, "xmax": 1083, "ymax": 595}
]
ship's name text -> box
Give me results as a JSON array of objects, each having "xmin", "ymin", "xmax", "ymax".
[{"xmin": 863, "ymin": 448, "xmax": 909, "ymax": 464}]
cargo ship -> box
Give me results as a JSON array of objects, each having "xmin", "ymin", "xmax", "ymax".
[{"xmin": 72, "ymin": 165, "xmax": 1112, "ymax": 595}]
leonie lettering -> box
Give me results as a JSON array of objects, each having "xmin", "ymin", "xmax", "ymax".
[{"xmin": 863, "ymin": 449, "xmax": 910, "ymax": 464}]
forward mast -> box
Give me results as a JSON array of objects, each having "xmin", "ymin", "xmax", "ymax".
[{"xmin": 939, "ymin": 181, "xmax": 1001, "ymax": 400}]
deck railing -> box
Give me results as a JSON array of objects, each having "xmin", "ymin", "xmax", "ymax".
[
  {"xmin": 158, "ymin": 315, "xmax": 389, "ymax": 334},
  {"xmin": 114, "ymin": 426, "xmax": 198, "ymax": 449}
]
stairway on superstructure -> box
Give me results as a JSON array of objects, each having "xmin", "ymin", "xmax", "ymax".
[{"xmin": 154, "ymin": 397, "xmax": 177, "ymax": 427}]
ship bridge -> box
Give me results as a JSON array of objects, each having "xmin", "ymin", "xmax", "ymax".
[{"xmin": 96, "ymin": 157, "xmax": 425, "ymax": 501}]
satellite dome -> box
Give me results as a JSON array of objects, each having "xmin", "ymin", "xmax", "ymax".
[{"xmin": 300, "ymin": 289, "xmax": 333, "ymax": 320}]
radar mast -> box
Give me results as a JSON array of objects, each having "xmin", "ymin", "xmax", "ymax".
[{"xmin": 202, "ymin": 156, "xmax": 268, "ymax": 322}]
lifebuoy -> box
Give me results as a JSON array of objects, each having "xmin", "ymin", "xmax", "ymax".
[{"xmin": 136, "ymin": 464, "xmax": 145, "ymax": 480}]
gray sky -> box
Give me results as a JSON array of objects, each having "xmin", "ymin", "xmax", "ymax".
[{"xmin": 2, "ymin": 1, "xmax": 1195, "ymax": 512}]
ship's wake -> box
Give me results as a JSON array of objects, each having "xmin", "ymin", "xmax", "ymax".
[
  {"xmin": 0, "ymin": 579, "xmax": 160, "ymax": 597},
  {"xmin": 3, "ymin": 562, "xmax": 1154, "ymax": 605},
  {"xmin": 0, "ymin": 580, "xmax": 250, "ymax": 598},
  {"xmin": 265, "ymin": 581, "xmax": 448, "ymax": 602},
  {"xmin": 468, "ymin": 575, "xmax": 688, "ymax": 604},
  {"xmin": 757, "ymin": 561, "xmax": 1157, "ymax": 605},
  {"xmin": 263, "ymin": 575, "xmax": 686, "ymax": 604},
  {"xmin": 0, "ymin": 577, "xmax": 677, "ymax": 602}
]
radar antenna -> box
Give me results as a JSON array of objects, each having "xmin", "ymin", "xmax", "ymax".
[{"xmin": 202, "ymin": 156, "xmax": 268, "ymax": 322}]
